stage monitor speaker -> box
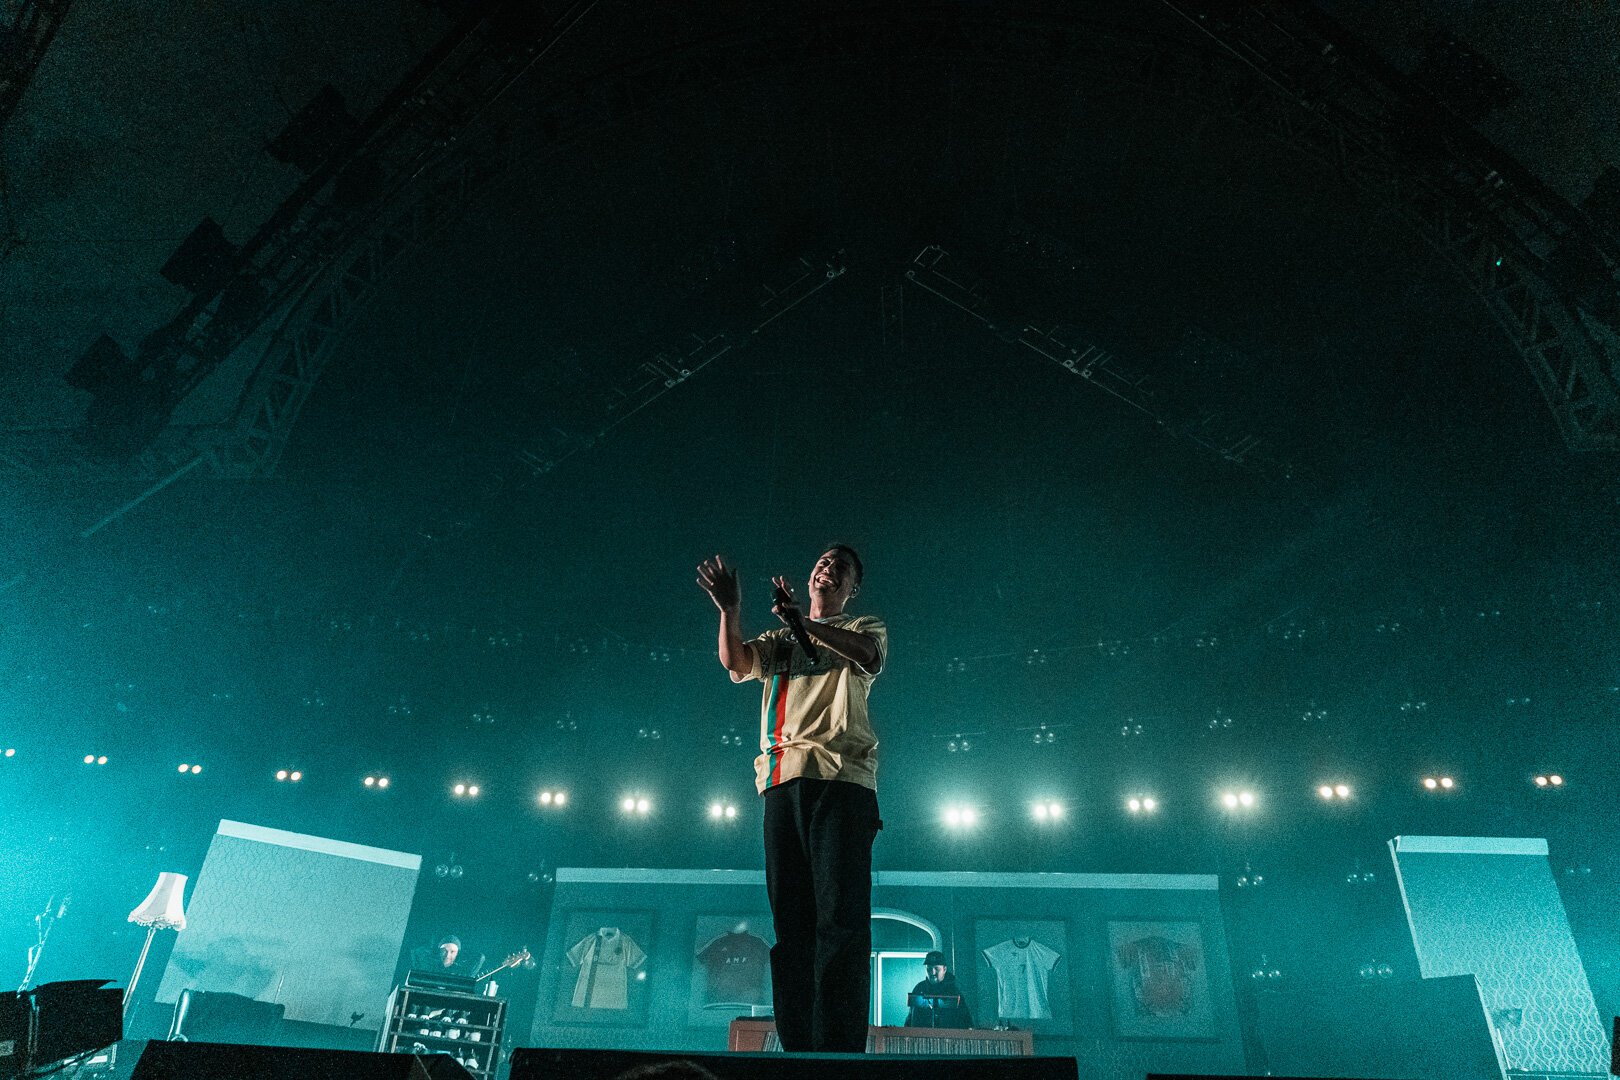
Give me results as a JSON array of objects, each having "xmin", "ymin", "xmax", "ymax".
[
  {"xmin": 1252, "ymin": 974, "xmax": 1499, "ymax": 1080},
  {"xmin": 168, "ymin": 990, "xmax": 285, "ymax": 1044},
  {"xmin": 130, "ymin": 1040, "xmax": 474, "ymax": 1080},
  {"xmin": 511, "ymin": 1047, "xmax": 1078, "ymax": 1080}
]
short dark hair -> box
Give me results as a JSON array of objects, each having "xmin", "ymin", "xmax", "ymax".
[{"xmin": 824, "ymin": 543, "xmax": 863, "ymax": 585}]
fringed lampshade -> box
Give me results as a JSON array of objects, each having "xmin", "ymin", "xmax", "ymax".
[{"xmin": 128, "ymin": 872, "xmax": 188, "ymax": 930}]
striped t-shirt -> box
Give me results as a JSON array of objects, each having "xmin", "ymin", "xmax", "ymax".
[{"xmin": 734, "ymin": 614, "xmax": 887, "ymax": 794}]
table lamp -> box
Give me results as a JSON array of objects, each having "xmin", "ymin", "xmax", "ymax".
[{"xmin": 125, "ymin": 872, "xmax": 187, "ymax": 1013}]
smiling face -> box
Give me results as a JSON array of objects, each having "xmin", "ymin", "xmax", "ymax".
[{"xmin": 808, "ymin": 548, "xmax": 860, "ymax": 614}]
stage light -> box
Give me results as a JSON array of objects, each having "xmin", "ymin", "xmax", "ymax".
[
  {"xmin": 724, "ymin": 805, "xmax": 736, "ymax": 819},
  {"xmin": 1319, "ymin": 783, "xmax": 1352, "ymax": 800},
  {"xmin": 1239, "ymin": 791, "xmax": 1254, "ymax": 807},
  {"xmin": 365, "ymin": 776, "xmax": 376, "ymax": 786},
  {"xmin": 1549, "ymin": 775, "xmax": 1563, "ymax": 786},
  {"xmin": 276, "ymin": 769, "xmax": 289, "ymax": 780},
  {"xmin": 4, "ymin": 749, "xmax": 13, "ymax": 757},
  {"xmin": 378, "ymin": 777, "xmax": 389, "ymax": 788},
  {"xmin": 636, "ymin": 798, "xmax": 649, "ymax": 813},
  {"xmin": 454, "ymin": 783, "xmax": 466, "ymax": 796},
  {"xmin": 1335, "ymin": 784, "xmax": 1349, "ymax": 797},
  {"xmin": 553, "ymin": 790, "xmax": 564, "ymax": 805},
  {"xmin": 1032, "ymin": 800, "xmax": 1063, "ymax": 821},
  {"xmin": 540, "ymin": 791, "xmax": 552, "ymax": 803},
  {"xmin": 1423, "ymin": 777, "xmax": 1437, "ymax": 789},
  {"xmin": 84, "ymin": 755, "xmax": 95, "ymax": 764},
  {"xmin": 1143, "ymin": 797, "xmax": 1156, "ymax": 811},
  {"xmin": 289, "ymin": 771, "xmax": 301, "ymax": 781},
  {"xmin": 1222, "ymin": 792, "xmax": 1238, "ymax": 808},
  {"xmin": 179, "ymin": 764, "xmax": 191, "ymax": 773},
  {"xmin": 191, "ymin": 764, "xmax": 202, "ymax": 774},
  {"xmin": 709, "ymin": 802, "xmax": 724, "ymax": 819},
  {"xmin": 1319, "ymin": 785, "xmax": 1333, "ymax": 799},
  {"xmin": 1439, "ymin": 777, "xmax": 1453, "ymax": 789},
  {"xmin": 1033, "ymin": 804, "xmax": 1047, "ymax": 820},
  {"xmin": 1127, "ymin": 796, "xmax": 1158, "ymax": 813},
  {"xmin": 468, "ymin": 785, "xmax": 479, "ymax": 796},
  {"xmin": 1534, "ymin": 776, "xmax": 1548, "ymax": 787},
  {"xmin": 1222, "ymin": 790, "xmax": 1256, "ymax": 811},
  {"xmin": 622, "ymin": 797, "xmax": 636, "ymax": 813}
]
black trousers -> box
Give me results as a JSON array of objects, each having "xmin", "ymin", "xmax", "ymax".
[{"xmin": 763, "ymin": 777, "xmax": 881, "ymax": 1052}]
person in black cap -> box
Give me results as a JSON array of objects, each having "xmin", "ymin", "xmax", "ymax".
[
  {"xmin": 905, "ymin": 951, "xmax": 972, "ymax": 1028},
  {"xmin": 412, "ymin": 934, "xmax": 478, "ymax": 974}
]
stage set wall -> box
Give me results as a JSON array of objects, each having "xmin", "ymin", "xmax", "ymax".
[
  {"xmin": 531, "ymin": 868, "xmax": 1243, "ymax": 1080},
  {"xmin": 1390, "ymin": 835, "xmax": 1611, "ymax": 1074}
]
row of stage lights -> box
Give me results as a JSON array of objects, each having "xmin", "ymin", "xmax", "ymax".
[{"xmin": 37, "ymin": 757, "xmax": 1576, "ymax": 816}]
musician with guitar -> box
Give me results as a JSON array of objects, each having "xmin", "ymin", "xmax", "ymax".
[{"xmin": 697, "ymin": 545, "xmax": 887, "ymax": 1053}]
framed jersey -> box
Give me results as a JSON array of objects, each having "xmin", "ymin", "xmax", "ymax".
[
  {"xmin": 686, "ymin": 914, "xmax": 774, "ymax": 1028},
  {"xmin": 550, "ymin": 910, "xmax": 653, "ymax": 1027},
  {"xmin": 1106, "ymin": 920, "xmax": 1216, "ymax": 1040}
]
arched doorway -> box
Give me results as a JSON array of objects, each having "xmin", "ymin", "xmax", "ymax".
[{"xmin": 870, "ymin": 909, "xmax": 942, "ymax": 1026}]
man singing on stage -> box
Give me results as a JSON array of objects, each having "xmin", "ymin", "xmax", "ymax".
[{"xmin": 697, "ymin": 545, "xmax": 887, "ymax": 1052}]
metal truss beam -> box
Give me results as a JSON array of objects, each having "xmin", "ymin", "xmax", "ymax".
[
  {"xmin": 0, "ymin": 0, "xmax": 73, "ymax": 132},
  {"xmin": 1149, "ymin": 0, "xmax": 1619, "ymax": 450},
  {"xmin": 516, "ymin": 249, "xmax": 848, "ymax": 476},
  {"xmin": 907, "ymin": 246, "xmax": 1291, "ymax": 477}
]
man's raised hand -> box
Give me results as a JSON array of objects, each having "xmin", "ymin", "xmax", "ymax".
[
  {"xmin": 697, "ymin": 556, "xmax": 742, "ymax": 613},
  {"xmin": 771, "ymin": 576, "xmax": 802, "ymax": 626}
]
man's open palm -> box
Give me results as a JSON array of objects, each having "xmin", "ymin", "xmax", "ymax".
[{"xmin": 697, "ymin": 556, "xmax": 741, "ymax": 612}]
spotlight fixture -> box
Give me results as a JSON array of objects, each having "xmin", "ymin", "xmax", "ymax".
[
  {"xmin": 1127, "ymin": 796, "xmax": 1158, "ymax": 814},
  {"xmin": 84, "ymin": 754, "xmax": 108, "ymax": 765},
  {"xmin": 378, "ymin": 777, "xmax": 389, "ymax": 788},
  {"xmin": 364, "ymin": 776, "xmax": 376, "ymax": 787},
  {"xmin": 4, "ymin": 749, "xmax": 13, "ymax": 757},
  {"xmin": 191, "ymin": 764, "xmax": 202, "ymax": 774},
  {"xmin": 1422, "ymin": 776, "xmax": 1456, "ymax": 791},
  {"xmin": 539, "ymin": 790, "xmax": 566, "ymax": 806},
  {"xmin": 636, "ymin": 798, "xmax": 649, "ymax": 813},
  {"xmin": 1031, "ymin": 801, "xmax": 1064, "ymax": 821},
  {"xmin": 1318, "ymin": 784, "xmax": 1352, "ymax": 800},
  {"xmin": 724, "ymin": 805, "xmax": 736, "ymax": 819},
  {"xmin": 622, "ymin": 795, "xmax": 651, "ymax": 815},
  {"xmin": 709, "ymin": 802, "xmax": 723, "ymax": 819},
  {"xmin": 453, "ymin": 783, "xmax": 465, "ymax": 796},
  {"xmin": 943, "ymin": 804, "xmax": 978, "ymax": 829},
  {"xmin": 179, "ymin": 764, "xmax": 190, "ymax": 773},
  {"xmin": 1221, "ymin": 790, "xmax": 1257, "ymax": 811},
  {"xmin": 1535, "ymin": 774, "xmax": 1564, "ymax": 787},
  {"xmin": 276, "ymin": 769, "xmax": 288, "ymax": 780},
  {"xmin": 274, "ymin": 769, "xmax": 302, "ymax": 782},
  {"xmin": 708, "ymin": 802, "xmax": 738, "ymax": 821}
]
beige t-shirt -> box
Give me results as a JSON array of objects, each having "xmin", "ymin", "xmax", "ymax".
[{"xmin": 734, "ymin": 613, "xmax": 887, "ymax": 794}]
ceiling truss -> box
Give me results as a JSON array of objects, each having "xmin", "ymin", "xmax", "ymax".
[{"xmin": 4, "ymin": 0, "xmax": 1615, "ymax": 491}]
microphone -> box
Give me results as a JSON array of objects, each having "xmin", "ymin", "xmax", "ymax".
[{"xmin": 773, "ymin": 583, "xmax": 819, "ymax": 665}]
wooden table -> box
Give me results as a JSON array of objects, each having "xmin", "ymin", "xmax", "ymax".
[{"xmin": 727, "ymin": 1019, "xmax": 1033, "ymax": 1056}]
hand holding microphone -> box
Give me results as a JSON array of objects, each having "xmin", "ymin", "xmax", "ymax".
[{"xmin": 772, "ymin": 577, "xmax": 819, "ymax": 665}]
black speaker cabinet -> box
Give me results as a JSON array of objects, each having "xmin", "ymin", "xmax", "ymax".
[
  {"xmin": 131, "ymin": 1040, "xmax": 474, "ymax": 1080},
  {"xmin": 510, "ymin": 1047, "xmax": 1079, "ymax": 1080}
]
